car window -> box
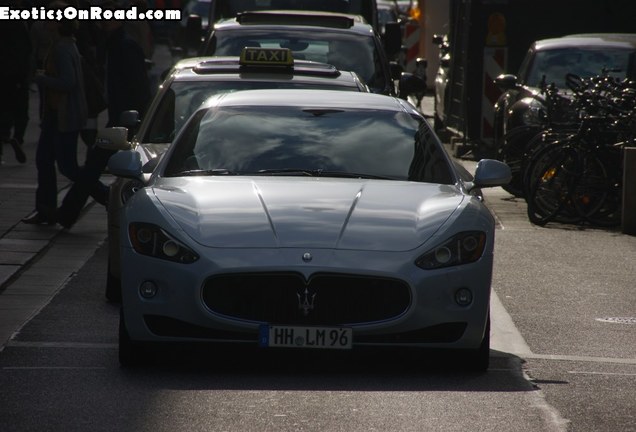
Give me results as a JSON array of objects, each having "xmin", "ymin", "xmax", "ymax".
[
  {"xmin": 214, "ymin": 0, "xmax": 372, "ymax": 21},
  {"xmin": 207, "ymin": 29, "xmax": 386, "ymax": 91},
  {"xmin": 143, "ymin": 80, "xmax": 361, "ymax": 144},
  {"xmin": 523, "ymin": 47, "xmax": 635, "ymax": 88},
  {"xmin": 164, "ymin": 105, "xmax": 454, "ymax": 184}
]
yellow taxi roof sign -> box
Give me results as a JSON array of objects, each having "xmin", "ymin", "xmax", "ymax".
[{"xmin": 240, "ymin": 47, "xmax": 294, "ymax": 66}]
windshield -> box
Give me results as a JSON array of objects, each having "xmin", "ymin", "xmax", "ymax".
[
  {"xmin": 521, "ymin": 47, "xmax": 635, "ymax": 88},
  {"xmin": 214, "ymin": 0, "xmax": 373, "ymax": 21},
  {"xmin": 143, "ymin": 79, "xmax": 361, "ymax": 144},
  {"xmin": 207, "ymin": 29, "xmax": 387, "ymax": 91},
  {"xmin": 163, "ymin": 105, "xmax": 454, "ymax": 184}
]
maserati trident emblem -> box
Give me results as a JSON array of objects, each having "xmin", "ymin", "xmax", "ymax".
[
  {"xmin": 297, "ymin": 287, "xmax": 316, "ymax": 316},
  {"xmin": 302, "ymin": 252, "xmax": 312, "ymax": 262}
]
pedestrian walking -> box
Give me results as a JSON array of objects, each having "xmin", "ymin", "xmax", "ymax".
[
  {"xmin": 76, "ymin": 0, "xmax": 107, "ymax": 154},
  {"xmin": 0, "ymin": 8, "xmax": 32, "ymax": 165},
  {"xmin": 22, "ymin": 9, "xmax": 86, "ymax": 225},
  {"xmin": 56, "ymin": 0, "xmax": 151, "ymax": 229}
]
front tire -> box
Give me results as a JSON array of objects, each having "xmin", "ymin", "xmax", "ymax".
[
  {"xmin": 119, "ymin": 309, "xmax": 145, "ymax": 368},
  {"xmin": 105, "ymin": 257, "xmax": 122, "ymax": 303},
  {"xmin": 463, "ymin": 315, "xmax": 490, "ymax": 372}
]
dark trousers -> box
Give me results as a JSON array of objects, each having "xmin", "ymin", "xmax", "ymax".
[
  {"xmin": 0, "ymin": 81, "xmax": 29, "ymax": 142},
  {"xmin": 0, "ymin": 81, "xmax": 29, "ymax": 159},
  {"xmin": 34, "ymin": 116, "xmax": 80, "ymax": 216},
  {"xmin": 57, "ymin": 145, "xmax": 114, "ymax": 227}
]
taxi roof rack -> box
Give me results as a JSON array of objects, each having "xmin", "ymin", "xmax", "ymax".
[
  {"xmin": 193, "ymin": 60, "xmax": 341, "ymax": 78},
  {"xmin": 235, "ymin": 11, "xmax": 355, "ymax": 29}
]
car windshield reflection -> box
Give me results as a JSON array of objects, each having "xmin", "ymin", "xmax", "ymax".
[
  {"xmin": 164, "ymin": 105, "xmax": 454, "ymax": 184},
  {"xmin": 524, "ymin": 47, "xmax": 634, "ymax": 88}
]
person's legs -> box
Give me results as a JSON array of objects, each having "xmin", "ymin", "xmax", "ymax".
[
  {"xmin": 10, "ymin": 81, "xmax": 29, "ymax": 163},
  {"xmin": 57, "ymin": 145, "xmax": 115, "ymax": 228},
  {"xmin": 27, "ymin": 117, "xmax": 58, "ymax": 222},
  {"xmin": 0, "ymin": 86, "xmax": 13, "ymax": 164},
  {"xmin": 54, "ymin": 129, "xmax": 80, "ymax": 182}
]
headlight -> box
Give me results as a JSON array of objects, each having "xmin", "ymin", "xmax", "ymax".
[
  {"xmin": 129, "ymin": 222, "xmax": 199, "ymax": 263},
  {"xmin": 521, "ymin": 98, "xmax": 546, "ymax": 126},
  {"xmin": 415, "ymin": 231, "xmax": 487, "ymax": 270}
]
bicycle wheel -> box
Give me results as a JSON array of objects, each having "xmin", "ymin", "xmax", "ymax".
[
  {"xmin": 499, "ymin": 126, "xmax": 541, "ymax": 197},
  {"xmin": 520, "ymin": 130, "xmax": 572, "ymax": 199},
  {"xmin": 573, "ymin": 148, "xmax": 622, "ymax": 227},
  {"xmin": 526, "ymin": 145, "xmax": 580, "ymax": 226}
]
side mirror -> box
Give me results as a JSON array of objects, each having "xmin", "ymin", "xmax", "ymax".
[
  {"xmin": 432, "ymin": 34, "xmax": 444, "ymax": 45},
  {"xmin": 415, "ymin": 57, "xmax": 427, "ymax": 78},
  {"xmin": 383, "ymin": 22, "xmax": 402, "ymax": 58},
  {"xmin": 389, "ymin": 61, "xmax": 403, "ymax": 80},
  {"xmin": 494, "ymin": 74, "xmax": 519, "ymax": 91},
  {"xmin": 398, "ymin": 72, "xmax": 427, "ymax": 97},
  {"xmin": 119, "ymin": 110, "xmax": 140, "ymax": 128},
  {"xmin": 185, "ymin": 15, "xmax": 202, "ymax": 50},
  {"xmin": 470, "ymin": 159, "xmax": 512, "ymax": 190},
  {"xmin": 108, "ymin": 150, "xmax": 143, "ymax": 180}
]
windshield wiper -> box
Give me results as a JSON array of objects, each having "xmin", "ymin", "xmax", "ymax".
[
  {"xmin": 176, "ymin": 168, "xmax": 240, "ymax": 176},
  {"xmin": 317, "ymin": 171, "xmax": 395, "ymax": 180},
  {"xmin": 252, "ymin": 168, "xmax": 394, "ymax": 180},
  {"xmin": 252, "ymin": 168, "xmax": 317, "ymax": 176}
]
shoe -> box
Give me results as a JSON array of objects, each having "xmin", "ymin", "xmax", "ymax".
[
  {"xmin": 9, "ymin": 138, "xmax": 26, "ymax": 164},
  {"xmin": 22, "ymin": 212, "xmax": 56, "ymax": 225},
  {"xmin": 55, "ymin": 209, "xmax": 74, "ymax": 230}
]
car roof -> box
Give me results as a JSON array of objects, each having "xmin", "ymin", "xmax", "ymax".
[
  {"xmin": 533, "ymin": 33, "xmax": 636, "ymax": 50},
  {"xmin": 166, "ymin": 55, "xmax": 368, "ymax": 89},
  {"xmin": 200, "ymin": 88, "xmax": 417, "ymax": 112},
  {"xmin": 213, "ymin": 10, "xmax": 375, "ymax": 37}
]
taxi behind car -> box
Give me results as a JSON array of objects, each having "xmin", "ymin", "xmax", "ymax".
[
  {"xmin": 102, "ymin": 47, "xmax": 372, "ymax": 302},
  {"xmin": 199, "ymin": 10, "xmax": 423, "ymax": 97}
]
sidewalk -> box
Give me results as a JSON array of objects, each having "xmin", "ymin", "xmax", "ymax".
[
  {"xmin": 0, "ymin": 84, "xmax": 111, "ymax": 349},
  {"xmin": 0, "ymin": 43, "xmax": 179, "ymax": 349}
]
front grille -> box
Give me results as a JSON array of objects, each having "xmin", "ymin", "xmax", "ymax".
[{"xmin": 202, "ymin": 272, "xmax": 411, "ymax": 325}]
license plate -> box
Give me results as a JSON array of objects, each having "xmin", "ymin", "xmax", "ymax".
[{"xmin": 259, "ymin": 325, "xmax": 352, "ymax": 349}]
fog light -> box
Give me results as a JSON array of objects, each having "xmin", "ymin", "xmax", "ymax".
[
  {"xmin": 455, "ymin": 288, "xmax": 473, "ymax": 306},
  {"xmin": 139, "ymin": 280, "xmax": 158, "ymax": 298}
]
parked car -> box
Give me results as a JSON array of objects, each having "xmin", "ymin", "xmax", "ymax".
[
  {"xmin": 432, "ymin": 33, "xmax": 451, "ymax": 134},
  {"xmin": 102, "ymin": 48, "xmax": 372, "ymax": 302},
  {"xmin": 492, "ymin": 33, "xmax": 636, "ymax": 196},
  {"xmin": 377, "ymin": 0, "xmax": 400, "ymax": 36},
  {"xmin": 172, "ymin": 0, "xmax": 211, "ymax": 51},
  {"xmin": 108, "ymin": 89, "xmax": 511, "ymax": 370},
  {"xmin": 203, "ymin": 0, "xmax": 380, "ymax": 33},
  {"xmin": 198, "ymin": 10, "xmax": 413, "ymax": 96},
  {"xmin": 493, "ymin": 33, "xmax": 636, "ymax": 150}
]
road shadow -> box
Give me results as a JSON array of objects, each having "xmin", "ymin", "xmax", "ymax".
[{"xmin": 117, "ymin": 344, "xmax": 536, "ymax": 394}]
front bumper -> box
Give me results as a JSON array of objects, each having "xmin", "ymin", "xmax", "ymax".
[{"xmin": 120, "ymin": 246, "xmax": 493, "ymax": 351}]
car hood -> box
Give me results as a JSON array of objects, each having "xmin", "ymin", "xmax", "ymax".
[{"xmin": 152, "ymin": 177, "xmax": 463, "ymax": 251}]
